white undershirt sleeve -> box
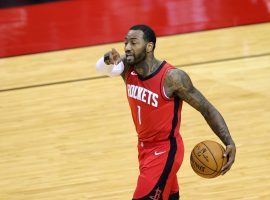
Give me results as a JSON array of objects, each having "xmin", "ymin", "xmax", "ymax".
[{"xmin": 96, "ymin": 57, "xmax": 124, "ymax": 77}]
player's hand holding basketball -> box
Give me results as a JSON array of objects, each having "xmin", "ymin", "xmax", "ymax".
[
  {"xmin": 221, "ymin": 143, "xmax": 236, "ymax": 175},
  {"xmin": 104, "ymin": 48, "xmax": 121, "ymax": 65}
]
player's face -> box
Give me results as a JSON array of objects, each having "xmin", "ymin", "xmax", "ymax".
[{"xmin": 124, "ymin": 30, "xmax": 147, "ymax": 65}]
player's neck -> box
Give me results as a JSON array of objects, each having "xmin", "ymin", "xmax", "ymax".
[{"xmin": 134, "ymin": 56, "xmax": 162, "ymax": 78}]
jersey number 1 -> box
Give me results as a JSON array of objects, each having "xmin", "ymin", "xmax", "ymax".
[{"xmin": 137, "ymin": 105, "xmax": 142, "ymax": 125}]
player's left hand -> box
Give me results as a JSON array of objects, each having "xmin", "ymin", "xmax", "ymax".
[{"xmin": 221, "ymin": 144, "xmax": 236, "ymax": 175}]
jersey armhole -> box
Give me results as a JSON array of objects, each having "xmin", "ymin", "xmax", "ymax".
[{"xmin": 160, "ymin": 67, "xmax": 175, "ymax": 101}]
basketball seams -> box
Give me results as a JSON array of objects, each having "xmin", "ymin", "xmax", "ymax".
[
  {"xmin": 191, "ymin": 151, "xmax": 219, "ymax": 178},
  {"xmin": 190, "ymin": 141, "xmax": 226, "ymax": 178},
  {"xmin": 191, "ymin": 149, "xmax": 217, "ymax": 173},
  {"xmin": 217, "ymin": 143, "xmax": 226, "ymax": 172},
  {"xmin": 201, "ymin": 141, "xmax": 218, "ymax": 172}
]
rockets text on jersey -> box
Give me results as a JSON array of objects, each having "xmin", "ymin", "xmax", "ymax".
[{"xmin": 127, "ymin": 84, "xmax": 159, "ymax": 107}]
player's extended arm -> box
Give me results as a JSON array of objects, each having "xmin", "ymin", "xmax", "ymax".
[
  {"xmin": 96, "ymin": 48, "xmax": 130, "ymax": 80},
  {"xmin": 165, "ymin": 68, "xmax": 236, "ymax": 175}
]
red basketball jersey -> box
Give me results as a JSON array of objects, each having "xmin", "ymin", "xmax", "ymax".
[{"xmin": 125, "ymin": 61, "xmax": 183, "ymax": 142}]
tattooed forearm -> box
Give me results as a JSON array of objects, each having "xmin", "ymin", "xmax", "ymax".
[
  {"xmin": 202, "ymin": 104, "xmax": 235, "ymax": 146},
  {"xmin": 188, "ymin": 89, "xmax": 234, "ymax": 146},
  {"xmin": 165, "ymin": 69, "xmax": 235, "ymax": 146}
]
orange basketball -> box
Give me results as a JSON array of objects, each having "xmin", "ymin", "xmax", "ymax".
[{"xmin": 190, "ymin": 140, "xmax": 227, "ymax": 178}]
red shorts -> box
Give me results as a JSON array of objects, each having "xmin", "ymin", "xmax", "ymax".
[{"xmin": 133, "ymin": 135, "xmax": 184, "ymax": 200}]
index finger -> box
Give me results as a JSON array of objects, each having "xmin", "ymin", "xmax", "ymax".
[
  {"xmin": 111, "ymin": 48, "xmax": 118, "ymax": 55},
  {"xmin": 111, "ymin": 48, "xmax": 121, "ymax": 63}
]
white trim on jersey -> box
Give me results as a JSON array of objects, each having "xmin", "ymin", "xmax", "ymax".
[{"xmin": 163, "ymin": 86, "xmax": 171, "ymax": 100}]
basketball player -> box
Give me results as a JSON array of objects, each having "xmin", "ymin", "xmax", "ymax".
[{"xmin": 96, "ymin": 25, "xmax": 236, "ymax": 200}]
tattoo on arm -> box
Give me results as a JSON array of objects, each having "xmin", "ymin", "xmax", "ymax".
[{"xmin": 165, "ymin": 69, "xmax": 235, "ymax": 146}]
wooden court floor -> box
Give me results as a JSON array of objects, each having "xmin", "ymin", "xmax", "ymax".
[{"xmin": 0, "ymin": 23, "xmax": 270, "ymax": 200}]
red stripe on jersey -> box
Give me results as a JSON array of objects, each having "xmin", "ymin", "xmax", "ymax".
[{"xmin": 126, "ymin": 61, "xmax": 183, "ymax": 142}]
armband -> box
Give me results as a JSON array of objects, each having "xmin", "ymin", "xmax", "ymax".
[{"xmin": 96, "ymin": 57, "xmax": 124, "ymax": 77}]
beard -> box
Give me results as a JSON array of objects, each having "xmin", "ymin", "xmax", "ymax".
[{"xmin": 126, "ymin": 48, "xmax": 146, "ymax": 65}]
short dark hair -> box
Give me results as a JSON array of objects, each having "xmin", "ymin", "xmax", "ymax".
[{"xmin": 129, "ymin": 24, "xmax": 156, "ymax": 50}]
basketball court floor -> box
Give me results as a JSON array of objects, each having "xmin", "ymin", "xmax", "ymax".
[{"xmin": 0, "ymin": 1, "xmax": 270, "ymax": 200}]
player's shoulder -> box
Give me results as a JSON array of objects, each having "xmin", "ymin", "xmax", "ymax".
[
  {"xmin": 163, "ymin": 61, "xmax": 187, "ymax": 76},
  {"xmin": 165, "ymin": 67, "xmax": 190, "ymax": 86}
]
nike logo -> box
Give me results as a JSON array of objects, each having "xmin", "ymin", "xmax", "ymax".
[
  {"xmin": 154, "ymin": 151, "xmax": 166, "ymax": 156},
  {"xmin": 131, "ymin": 71, "xmax": 137, "ymax": 75}
]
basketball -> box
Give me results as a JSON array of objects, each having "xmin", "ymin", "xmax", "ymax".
[{"xmin": 190, "ymin": 140, "xmax": 227, "ymax": 178}]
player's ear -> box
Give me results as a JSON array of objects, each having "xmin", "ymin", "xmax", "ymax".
[{"xmin": 146, "ymin": 42, "xmax": 154, "ymax": 53}]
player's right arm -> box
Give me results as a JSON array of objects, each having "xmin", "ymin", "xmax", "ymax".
[{"xmin": 95, "ymin": 48, "xmax": 130, "ymax": 81}]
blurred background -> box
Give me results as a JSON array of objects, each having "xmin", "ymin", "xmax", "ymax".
[{"xmin": 1, "ymin": 0, "xmax": 270, "ymax": 58}]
